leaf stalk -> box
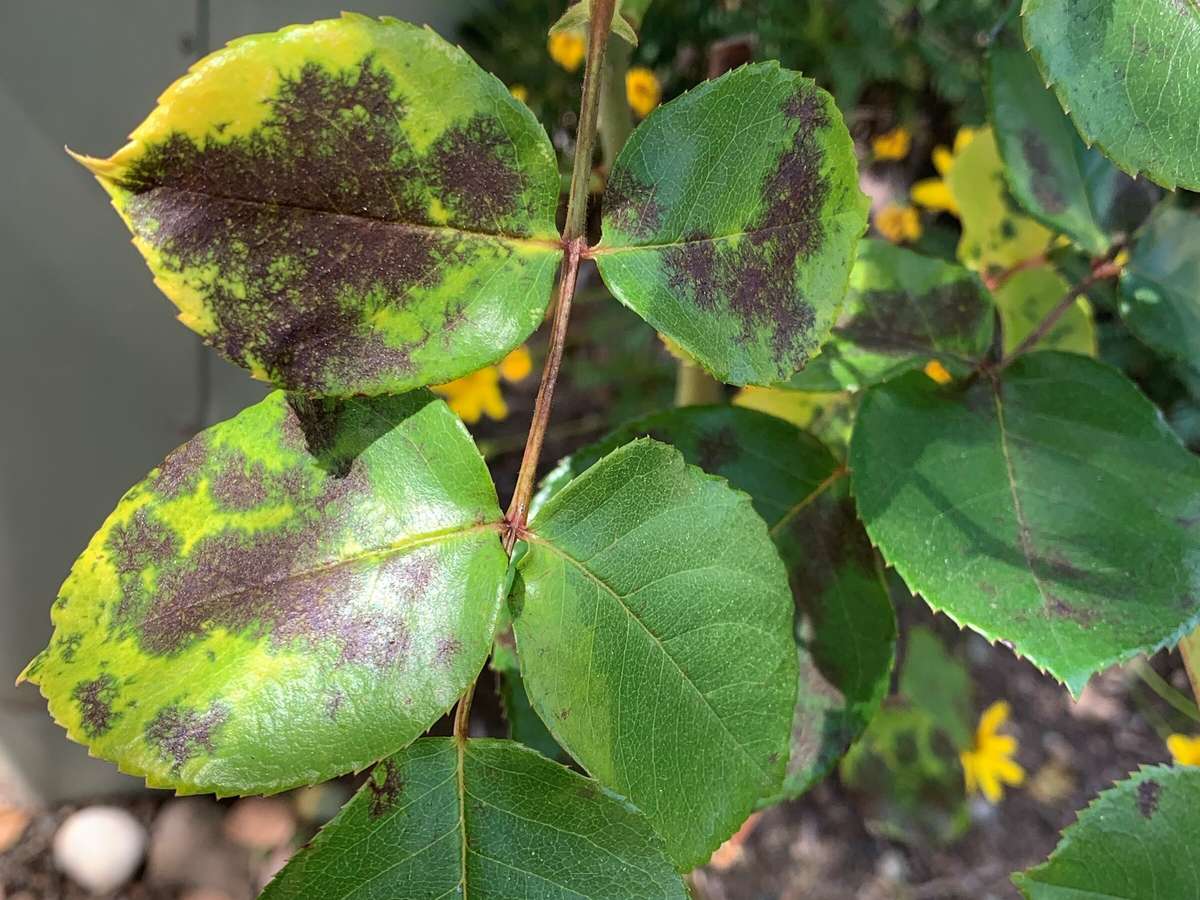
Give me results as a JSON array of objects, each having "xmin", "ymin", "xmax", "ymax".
[{"xmin": 502, "ymin": 0, "xmax": 616, "ymax": 550}]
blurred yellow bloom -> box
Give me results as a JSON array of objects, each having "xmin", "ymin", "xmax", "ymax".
[
  {"xmin": 923, "ymin": 359, "xmax": 953, "ymax": 385},
  {"xmin": 509, "ymin": 84, "xmax": 529, "ymax": 103},
  {"xmin": 626, "ymin": 67, "xmax": 662, "ymax": 118},
  {"xmin": 1168, "ymin": 733, "xmax": 1200, "ymax": 766},
  {"xmin": 961, "ymin": 700, "xmax": 1026, "ymax": 804},
  {"xmin": 433, "ymin": 346, "xmax": 534, "ymax": 424},
  {"xmin": 911, "ymin": 126, "xmax": 979, "ymax": 216},
  {"xmin": 497, "ymin": 345, "xmax": 533, "ymax": 381},
  {"xmin": 872, "ymin": 126, "xmax": 912, "ymax": 161},
  {"xmin": 549, "ymin": 31, "xmax": 586, "ymax": 72},
  {"xmin": 875, "ymin": 203, "xmax": 922, "ymax": 243}
]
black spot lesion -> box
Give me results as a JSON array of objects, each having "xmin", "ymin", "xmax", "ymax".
[
  {"xmin": 74, "ymin": 675, "xmax": 121, "ymax": 738},
  {"xmin": 145, "ymin": 701, "xmax": 228, "ymax": 772},
  {"xmin": 835, "ymin": 280, "xmax": 989, "ymax": 358},
  {"xmin": 367, "ymin": 758, "xmax": 404, "ymax": 818},
  {"xmin": 1137, "ymin": 778, "xmax": 1161, "ymax": 818},
  {"xmin": 604, "ymin": 166, "xmax": 662, "ymax": 240},
  {"xmin": 1019, "ymin": 128, "xmax": 1066, "ymax": 213},
  {"xmin": 115, "ymin": 55, "xmax": 533, "ymax": 393},
  {"xmin": 696, "ymin": 426, "xmax": 740, "ymax": 472},
  {"xmin": 660, "ymin": 85, "xmax": 834, "ymax": 372}
]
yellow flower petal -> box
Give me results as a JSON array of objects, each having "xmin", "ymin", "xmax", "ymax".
[
  {"xmin": 911, "ymin": 178, "xmax": 958, "ymax": 214},
  {"xmin": 978, "ymin": 700, "xmax": 1011, "ymax": 738},
  {"xmin": 433, "ymin": 366, "xmax": 509, "ymax": 423},
  {"xmin": 509, "ymin": 84, "xmax": 529, "ymax": 104},
  {"xmin": 1168, "ymin": 733, "xmax": 1200, "ymax": 766},
  {"xmin": 498, "ymin": 345, "xmax": 533, "ymax": 382},
  {"xmin": 932, "ymin": 145, "xmax": 955, "ymax": 176},
  {"xmin": 548, "ymin": 31, "xmax": 586, "ymax": 72},
  {"xmin": 994, "ymin": 756, "xmax": 1027, "ymax": 787},
  {"xmin": 872, "ymin": 126, "xmax": 912, "ymax": 161},
  {"xmin": 626, "ymin": 66, "xmax": 662, "ymax": 118},
  {"xmin": 954, "ymin": 126, "xmax": 979, "ymax": 155},
  {"xmin": 978, "ymin": 766, "xmax": 1003, "ymax": 804},
  {"xmin": 982, "ymin": 733, "xmax": 1018, "ymax": 758},
  {"xmin": 923, "ymin": 359, "xmax": 953, "ymax": 384},
  {"xmin": 875, "ymin": 203, "xmax": 922, "ymax": 244}
]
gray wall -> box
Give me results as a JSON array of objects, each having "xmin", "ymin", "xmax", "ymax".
[{"xmin": 0, "ymin": 0, "xmax": 477, "ymax": 804}]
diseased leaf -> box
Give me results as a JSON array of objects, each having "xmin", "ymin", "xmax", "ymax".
[
  {"xmin": 850, "ymin": 352, "xmax": 1200, "ymax": 694},
  {"xmin": 789, "ymin": 240, "xmax": 994, "ymax": 391},
  {"xmin": 988, "ymin": 44, "xmax": 1157, "ymax": 255},
  {"xmin": 995, "ymin": 266, "xmax": 1097, "ymax": 357},
  {"xmin": 1013, "ymin": 765, "xmax": 1200, "ymax": 899},
  {"xmin": 264, "ymin": 738, "xmax": 688, "ymax": 899},
  {"xmin": 1121, "ymin": 205, "xmax": 1200, "ymax": 365},
  {"xmin": 536, "ymin": 406, "xmax": 895, "ymax": 805},
  {"xmin": 75, "ymin": 14, "xmax": 561, "ymax": 396},
  {"xmin": 594, "ymin": 63, "xmax": 869, "ymax": 386},
  {"xmin": 1022, "ymin": 0, "xmax": 1200, "ymax": 191},
  {"xmin": 516, "ymin": 438, "xmax": 798, "ymax": 868},
  {"xmin": 948, "ymin": 127, "xmax": 1054, "ymax": 279},
  {"xmin": 20, "ymin": 392, "xmax": 507, "ymax": 794}
]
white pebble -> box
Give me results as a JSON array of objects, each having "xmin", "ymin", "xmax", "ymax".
[{"xmin": 54, "ymin": 805, "xmax": 147, "ymax": 895}]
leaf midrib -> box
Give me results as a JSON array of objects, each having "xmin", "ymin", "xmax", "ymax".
[
  {"xmin": 522, "ymin": 532, "xmax": 773, "ymax": 782},
  {"xmin": 119, "ymin": 181, "xmax": 564, "ymax": 253},
  {"xmin": 136, "ymin": 520, "xmax": 500, "ymax": 631}
]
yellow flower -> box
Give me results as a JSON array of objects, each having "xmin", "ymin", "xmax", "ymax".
[
  {"xmin": 432, "ymin": 346, "xmax": 534, "ymax": 424},
  {"xmin": 626, "ymin": 67, "xmax": 662, "ymax": 118},
  {"xmin": 961, "ymin": 700, "xmax": 1026, "ymax": 804},
  {"xmin": 872, "ymin": 126, "xmax": 912, "ymax": 161},
  {"xmin": 548, "ymin": 31, "xmax": 586, "ymax": 72},
  {"xmin": 923, "ymin": 359, "xmax": 953, "ymax": 385},
  {"xmin": 509, "ymin": 84, "xmax": 529, "ymax": 104},
  {"xmin": 1168, "ymin": 733, "xmax": 1200, "ymax": 766},
  {"xmin": 875, "ymin": 203, "xmax": 922, "ymax": 244},
  {"xmin": 911, "ymin": 126, "xmax": 979, "ymax": 216},
  {"xmin": 497, "ymin": 345, "xmax": 533, "ymax": 382}
]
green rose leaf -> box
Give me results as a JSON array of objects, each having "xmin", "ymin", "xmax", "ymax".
[
  {"xmin": 491, "ymin": 625, "xmax": 569, "ymax": 762},
  {"xmin": 1013, "ymin": 765, "xmax": 1200, "ymax": 898},
  {"xmin": 790, "ymin": 240, "xmax": 994, "ymax": 392},
  {"xmin": 995, "ymin": 266, "xmax": 1097, "ymax": 357},
  {"xmin": 536, "ymin": 405, "xmax": 895, "ymax": 804},
  {"xmin": 898, "ymin": 627, "xmax": 973, "ymax": 750},
  {"xmin": 1022, "ymin": 0, "xmax": 1200, "ymax": 191},
  {"xmin": 850, "ymin": 352, "xmax": 1200, "ymax": 694},
  {"xmin": 1121, "ymin": 205, "xmax": 1200, "ymax": 366},
  {"xmin": 19, "ymin": 391, "xmax": 507, "ymax": 794},
  {"xmin": 263, "ymin": 738, "xmax": 688, "ymax": 899},
  {"xmin": 513, "ymin": 436, "xmax": 798, "ymax": 868},
  {"xmin": 74, "ymin": 14, "xmax": 561, "ymax": 396},
  {"xmin": 988, "ymin": 44, "xmax": 1157, "ymax": 255},
  {"xmin": 594, "ymin": 63, "xmax": 869, "ymax": 386}
]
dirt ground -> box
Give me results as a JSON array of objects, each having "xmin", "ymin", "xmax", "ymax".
[{"xmin": 1, "ymin": 303, "xmax": 1182, "ymax": 899}]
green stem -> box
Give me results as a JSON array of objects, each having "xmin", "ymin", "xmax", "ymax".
[
  {"xmin": 1179, "ymin": 629, "xmax": 1200, "ymax": 710},
  {"xmin": 1133, "ymin": 659, "xmax": 1200, "ymax": 723},
  {"xmin": 503, "ymin": 0, "xmax": 616, "ymax": 550},
  {"xmin": 675, "ymin": 360, "xmax": 724, "ymax": 406},
  {"xmin": 598, "ymin": 38, "xmax": 633, "ymax": 173}
]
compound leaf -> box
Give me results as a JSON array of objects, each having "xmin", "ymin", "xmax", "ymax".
[
  {"xmin": 850, "ymin": 352, "xmax": 1200, "ymax": 695},
  {"xmin": 1022, "ymin": 0, "xmax": 1200, "ymax": 191},
  {"xmin": 1121, "ymin": 205, "xmax": 1200, "ymax": 365},
  {"xmin": 988, "ymin": 43, "xmax": 1156, "ymax": 255},
  {"xmin": 264, "ymin": 738, "xmax": 688, "ymax": 899},
  {"xmin": 515, "ymin": 438, "xmax": 797, "ymax": 868},
  {"xmin": 594, "ymin": 63, "xmax": 868, "ymax": 386},
  {"xmin": 536, "ymin": 407, "xmax": 895, "ymax": 805},
  {"xmin": 1013, "ymin": 765, "xmax": 1200, "ymax": 898},
  {"xmin": 20, "ymin": 391, "xmax": 507, "ymax": 794},
  {"xmin": 75, "ymin": 14, "xmax": 561, "ymax": 396},
  {"xmin": 791, "ymin": 240, "xmax": 994, "ymax": 391}
]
